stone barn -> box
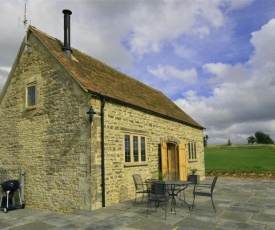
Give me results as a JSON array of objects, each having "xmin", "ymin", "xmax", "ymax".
[{"xmin": 0, "ymin": 10, "xmax": 205, "ymax": 212}]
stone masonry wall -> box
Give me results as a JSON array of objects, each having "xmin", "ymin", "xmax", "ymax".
[
  {"xmin": 91, "ymin": 99, "xmax": 204, "ymax": 207},
  {"xmin": 0, "ymin": 33, "xmax": 93, "ymax": 212}
]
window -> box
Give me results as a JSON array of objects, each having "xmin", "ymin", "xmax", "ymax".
[
  {"xmin": 187, "ymin": 143, "xmax": 197, "ymax": 161},
  {"xmin": 125, "ymin": 135, "xmax": 131, "ymax": 162},
  {"xmin": 141, "ymin": 137, "xmax": 146, "ymax": 161},
  {"xmin": 133, "ymin": 136, "xmax": 139, "ymax": 162},
  {"xmin": 26, "ymin": 83, "xmax": 37, "ymax": 108},
  {"xmin": 124, "ymin": 134, "xmax": 147, "ymax": 164}
]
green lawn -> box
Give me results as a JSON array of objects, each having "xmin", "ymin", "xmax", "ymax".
[{"xmin": 205, "ymin": 145, "xmax": 275, "ymax": 174}]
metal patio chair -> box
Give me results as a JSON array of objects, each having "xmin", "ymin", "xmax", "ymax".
[
  {"xmin": 145, "ymin": 178, "xmax": 159, "ymax": 195},
  {"xmin": 146, "ymin": 181, "xmax": 169, "ymax": 220},
  {"xmin": 132, "ymin": 174, "xmax": 150, "ymax": 206},
  {"xmin": 192, "ymin": 176, "xmax": 218, "ymax": 212}
]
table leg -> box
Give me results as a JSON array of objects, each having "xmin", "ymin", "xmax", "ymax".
[
  {"xmin": 176, "ymin": 185, "xmax": 191, "ymax": 210},
  {"xmin": 168, "ymin": 185, "xmax": 177, "ymax": 214}
]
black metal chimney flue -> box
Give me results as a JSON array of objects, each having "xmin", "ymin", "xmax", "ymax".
[{"xmin": 62, "ymin": 9, "xmax": 72, "ymax": 59}]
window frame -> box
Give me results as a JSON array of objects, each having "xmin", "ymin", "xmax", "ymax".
[
  {"xmin": 26, "ymin": 82, "xmax": 37, "ymax": 109},
  {"xmin": 187, "ymin": 142, "xmax": 197, "ymax": 162},
  {"xmin": 124, "ymin": 133, "xmax": 147, "ymax": 167}
]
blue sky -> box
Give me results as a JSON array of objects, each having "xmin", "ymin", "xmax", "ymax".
[{"xmin": 1, "ymin": 0, "xmax": 275, "ymax": 144}]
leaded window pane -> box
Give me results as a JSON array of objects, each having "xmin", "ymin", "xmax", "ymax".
[
  {"xmin": 27, "ymin": 85, "xmax": 36, "ymax": 106},
  {"xmin": 141, "ymin": 137, "xmax": 146, "ymax": 161},
  {"xmin": 125, "ymin": 135, "xmax": 131, "ymax": 162},
  {"xmin": 133, "ymin": 136, "xmax": 138, "ymax": 162}
]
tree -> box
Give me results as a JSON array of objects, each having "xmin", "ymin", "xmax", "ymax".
[
  {"xmin": 247, "ymin": 135, "xmax": 256, "ymax": 144},
  {"xmin": 227, "ymin": 139, "xmax": 232, "ymax": 146},
  {"xmin": 254, "ymin": 131, "xmax": 274, "ymax": 144},
  {"xmin": 203, "ymin": 135, "xmax": 209, "ymax": 147}
]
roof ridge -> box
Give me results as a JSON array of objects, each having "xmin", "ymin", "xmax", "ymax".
[{"xmin": 29, "ymin": 26, "xmax": 61, "ymax": 43}]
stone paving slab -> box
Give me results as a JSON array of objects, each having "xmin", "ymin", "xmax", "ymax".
[
  {"xmin": 218, "ymin": 220, "xmax": 266, "ymax": 230},
  {"xmin": 0, "ymin": 178, "xmax": 274, "ymax": 229},
  {"xmin": 219, "ymin": 210, "xmax": 253, "ymax": 222},
  {"xmin": 8, "ymin": 222, "xmax": 53, "ymax": 230}
]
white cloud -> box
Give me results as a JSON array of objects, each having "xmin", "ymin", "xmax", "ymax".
[
  {"xmin": 250, "ymin": 19, "xmax": 275, "ymax": 67},
  {"xmin": 172, "ymin": 43, "xmax": 197, "ymax": 60},
  {"xmin": 0, "ymin": 67, "xmax": 11, "ymax": 73},
  {"xmin": 127, "ymin": 1, "xmax": 227, "ymax": 56},
  {"xmin": 192, "ymin": 26, "xmax": 210, "ymax": 39},
  {"xmin": 0, "ymin": 0, "xmax": 236, "ymax": 84},
  {"xmin": 175, "ymin": 18, "xmax": 275, "ymax": 144},
  {"xmin": 16, "ymin": 0, "xmax": 135, "ymax": 68},
  {"xmin": 148, "ymin": 65, "xmax": 197, "ymax": 82},
  {"xmin": 0, "ymin": 66, "xmax": 11, "ymax": 91},
  {"xmin": 203, "ymin": 63, "xmax": 250, "ymax": 85},
  {"xmin": 226, "ymin": 0, "xmax": 254, "ymax": 10}
]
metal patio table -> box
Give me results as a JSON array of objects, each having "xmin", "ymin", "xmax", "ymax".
[{"xmin": 164, "ymin": 180, "xmax": 194, "ymax": 213}]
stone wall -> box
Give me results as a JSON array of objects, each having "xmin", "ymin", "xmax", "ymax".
[
  {"xmin": 91, "ymin": 100, "xmax": 205, "ymax": 207},
  {"xmin": 0, "ymin": 33, "xmax": 93, "ymax": 212}
]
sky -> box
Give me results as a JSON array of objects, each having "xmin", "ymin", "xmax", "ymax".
[{"xmin": 1, "ymin": 0, "xmax": 275, "ymax": 145}]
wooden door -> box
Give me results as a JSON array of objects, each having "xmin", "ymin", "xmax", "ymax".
[
  {"xmin": 161, "ymin": 142, "xmax": 168, "ymax": 178},
  {"xmin": 178, "ymin": 143, "xmax": 187, "ymax": 180},
  {"xmin": 161, "ymin": 142, "xmax": 187, "ymax": 180},
  {"xmin": 167, "ymin": 143, "xmax": 178, "ymax": 180}
]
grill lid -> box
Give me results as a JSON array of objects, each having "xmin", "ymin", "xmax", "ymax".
[{"xmin": 1, "ymin": 180, "xmax": 20, "ymax": 192}]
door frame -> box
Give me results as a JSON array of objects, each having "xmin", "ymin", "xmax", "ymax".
[{"xmin": 161, "ymin": 141, "xmax": 187, "ymax": 180}]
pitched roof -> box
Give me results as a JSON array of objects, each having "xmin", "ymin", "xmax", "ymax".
[{"xmin": 29, "ymin": 26, "xmax": 203, "ymax": 129}]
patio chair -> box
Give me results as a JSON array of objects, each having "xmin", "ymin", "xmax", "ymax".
[
  {"xmin": 132, "ymin": 174, "xmax": 150, "ymax": 206},
  {"xmin": 145, "ymin": 179, "xmax": 159, "ymax": 194},
  {"xmin": 191, "ymin": 176, "xmax": 218, "ymax": 212},
  {"xmin": 146, "ymin": 181, "xmax": 169, "ymax": 220}
]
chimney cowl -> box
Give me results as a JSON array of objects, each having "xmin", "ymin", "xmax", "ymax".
[{"xmin": 62, "ymin": 9, "xmax": 72, "ymax": 59}]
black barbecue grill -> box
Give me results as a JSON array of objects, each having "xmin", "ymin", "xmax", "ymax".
[
  {"xmin": 1, "ymin": 179, "xmax": 24, "ymax": 213},
  {"xmin": 1, "ymin": 180, "xmax": 20, "ymax": 193}
]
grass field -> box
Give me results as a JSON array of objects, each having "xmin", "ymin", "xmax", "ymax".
[{"xmin": 205, "ymin": 145, "xmax": 275, "ymax": 174}]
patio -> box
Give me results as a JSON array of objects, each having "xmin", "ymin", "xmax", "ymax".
[{"xmin": 0, "ymin": 177, "xmax": 275, "ymax": 229}]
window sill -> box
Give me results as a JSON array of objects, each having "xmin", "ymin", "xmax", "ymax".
[
  {"xmin": 188, "ymin": 159, "xmax": 198, "ymax": 163},
  {"xmin": 124, "ymin": 162, "xmax": 148, "ymax": 167},
  {"xmin": 26, "ymin": 106, "xmax": 37, "ymax": 111}
]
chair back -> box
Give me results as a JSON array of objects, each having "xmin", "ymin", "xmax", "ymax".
[
  {"xmin": 132, "ymin": 174, "xmax": 144, "ymax": 190},
  {"xmin": 145, "ymin": 179, "xmax": 159, "ymax": 192},
  {"xmin": 152, "ymin": 181, "xmax": 166, "ymax": 196},
  {"xmin": 211, "ymin": 176, "xmax": 218, "ymax": 193}
]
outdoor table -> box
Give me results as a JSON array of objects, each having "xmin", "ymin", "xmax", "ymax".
[{"xmin": 164, "ymin": 180, "xmax": 194, "ymax": 213}]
